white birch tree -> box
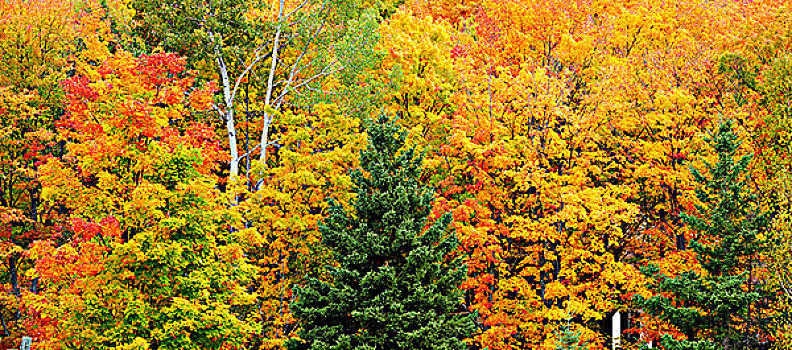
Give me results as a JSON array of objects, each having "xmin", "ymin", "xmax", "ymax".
[{"xmin": 130, "ymin": 0, "xmax": 381, "ymax": 183}]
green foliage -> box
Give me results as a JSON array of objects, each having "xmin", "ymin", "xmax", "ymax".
[
  {"xmin": 70, "ymin": 180, "xmax": 260, "ymax": 350},
  {"xmin": 657, "ymin": 334, "xmax": 721, "ymax": 350},
  {"xmin": 684, "ymin": 120, "xmax": 769, "ymax": 276},
  {"xmin": 302, "ymin": 6, "xmax": 386, "ymax": 115},
  {"xmin": 635, "ymin": 266, "xmax": 759, "ymax": 350},
  {"xmin": 145, "ymin": 144, "xmax": 204, "ymax": 190},
  {"xmin": 554, "ymin": 323, "xmax": 589, "ymax": 350},
  {"xmin": 28, "ymin": 52, "xmax": 261, "ymax": 349},
  {"xmin": 130, "ymin": 0, "xmax": 264, "ymax": 63},
  {"xmin": 762, "ymin": 53, "xmax": 792, "ymax": 120},
  {"xmin": 634, "ymin": 120, "xmax": 771, "ymax": 350},
  {"xmin": 129, "ymin": 0, "xmax": 384, "ymax": 109},
  {"xmin": 758, "ymin": 52, "xmax": 792, "ymax": 173},
  {"xmin": 286, "ymin": 114, "xmax": 475, "ymax": 350},
  {"xmin": 718, "ymin": 53, "xmax": 760, "ymax": 106}
]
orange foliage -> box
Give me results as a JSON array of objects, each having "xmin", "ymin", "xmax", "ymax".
[
  {"xmin": 379, "ymin": 0, "xmax": 776, "ymax": 348},
  {"xmin": 26, "ymin": 52, "xmax": 260, "ymax": 350}
]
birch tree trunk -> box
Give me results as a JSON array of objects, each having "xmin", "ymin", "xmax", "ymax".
[
  {"xmin": 257, "ymin": 0, "xmax": 284, "ymax": 186},
  {"xmin": 218, "ymin": 51, "xmax": 241, "ymax": 179}
]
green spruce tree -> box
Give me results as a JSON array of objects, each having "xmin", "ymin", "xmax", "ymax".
[
  {"xmin": 554, "ymin": 322, "xmax": 589, "ymax": 350},
  {"xmin": 634, "ymin": 119, "xmax": 772, "ymax": 350},
  {"xmin": 286, "ymin": 114, "xmax": 475, "ymax": 350}
]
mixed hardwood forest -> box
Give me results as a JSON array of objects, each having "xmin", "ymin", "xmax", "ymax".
[{"xmin": 0, "ymin": 0, "xmax": 791, "ymax": 348}]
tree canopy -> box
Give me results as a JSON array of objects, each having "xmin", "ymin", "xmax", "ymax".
[{"xmin": 0, "ymin": 0, "xmax": 790, "ymax": 349}]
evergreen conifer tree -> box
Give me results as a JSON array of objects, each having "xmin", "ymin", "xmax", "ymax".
[
  {"xmin": 634, "ymin": 119, "xmax": 771, "ymax": 350},
  {"xmin": 286, "ymin": 114, "xmax": 475, "ymax": 350},
  {"xmin": 554, "ymin": 323, "xmax": 589, "ymax": 350}
]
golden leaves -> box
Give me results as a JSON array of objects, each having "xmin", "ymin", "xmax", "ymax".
[{"xmin": 383, "ymin": 0, "xmax": 771, "ymax": 347}]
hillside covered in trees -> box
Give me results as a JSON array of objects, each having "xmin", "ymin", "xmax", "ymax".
[{"xmin": 0, "ymin": 0, "xmax": 791, "ymax": 349}]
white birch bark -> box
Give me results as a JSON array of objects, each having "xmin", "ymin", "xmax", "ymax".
[
  {"xmin": 259, "ymin": 0, "xmax": 285, "ymax": 171},
  {"xmin": 212, "ymin": 33, "xmax": 241, "ymax": 179}
]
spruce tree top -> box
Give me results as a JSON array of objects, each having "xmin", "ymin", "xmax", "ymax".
[
  {"xmin": 634, "ymin": 119, "xmax": 771, "ymax": 350},
  {"xmin": 287, "ymin": 114, "xmax": 474, "ymax": 350},
  {"xmin": 682, "ymin": 119, "xmax": 769, "ymax": 275},
  {"xmin": 322, "ymin": 114, "xmax": 446, "ymax": 271}
]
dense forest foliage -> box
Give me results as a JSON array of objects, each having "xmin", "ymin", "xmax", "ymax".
[{"xmin": 0, "ymin": 0, "xmax": 791, "ymax": 349}]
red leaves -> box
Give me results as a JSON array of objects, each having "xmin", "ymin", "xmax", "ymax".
[
  {"xmin": 62, "ymin": 75, "xmax": 99, "ymax": 102},
  {"xmin": 61, "ymin": 75, "xmax": 99, "ymax": 115},
  {"xmin": 188, "ymin": 81, "xmax": 217, "ymax": 111},
  {"xmin": 70, "ymin": 217, "xmax": 101, "ymax": 242},
  {"xmin": 450, "ymin": 44, "xmax": 468, "ymax": 58},
  {"xmin": 135, "ymin": 53, "xmax": 187, "ymax": 84},
  {"xmin": 53, "ymin": 51, "xmax": 223, "ymax": 180},
  {"xmin": 70, "ymin": 216, "xmax": 122, "ymax": 243},
  {"xmin": 28, "ymin": 239, "xmax": 106, "ymax": 285}
]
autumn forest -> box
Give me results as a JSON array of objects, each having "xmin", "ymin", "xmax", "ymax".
[{"xmin": 0, "ymin": 0, "xmax": 791, "ymax": 349}]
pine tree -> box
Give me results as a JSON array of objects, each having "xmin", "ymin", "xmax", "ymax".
[
  {"xmin": 633, "ymin": 119, "xmax": 771, "ymax": 350},
  {"xmin": 554, "ymin": 322, "xmax": 589, "ymax": 350},
  {"xmin": 286, "ymin": 114, "xmax": 475, "ymax": 350}
]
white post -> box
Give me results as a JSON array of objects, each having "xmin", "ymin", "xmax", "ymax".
[
  {"xmin": 612, "ymin": 311, "xmax": 621, "ymax": 350},
  {"xmin": 20, "ymin": 336, "xmax": 31, "ymax": 350}
]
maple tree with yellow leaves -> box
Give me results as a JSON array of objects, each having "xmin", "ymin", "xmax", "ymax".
[{"xmin": 0, "ymin": 0, "xmax": 789, "ymax": 349}]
